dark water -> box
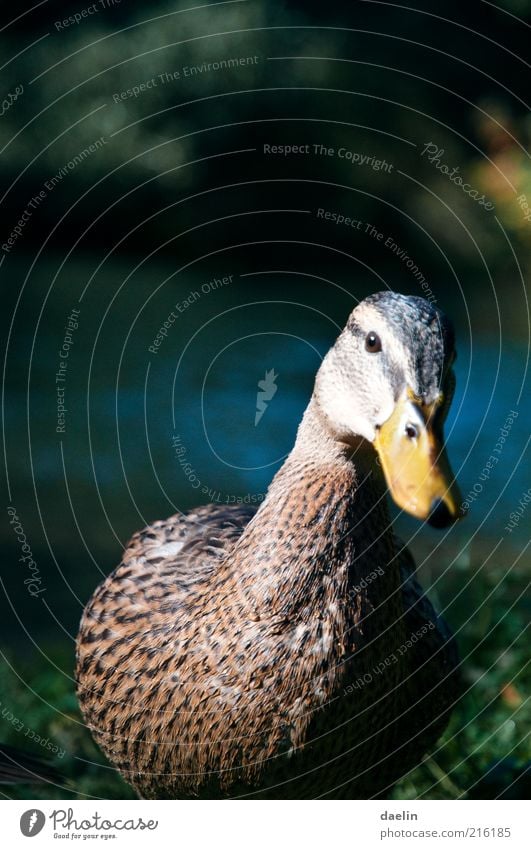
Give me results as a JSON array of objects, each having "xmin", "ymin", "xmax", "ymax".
[{"xmin": 3, "ymin": 255, "xmax": 529, "ymax": 640}]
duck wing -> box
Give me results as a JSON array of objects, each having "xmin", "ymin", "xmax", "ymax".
[{"xmin": 120, "ymin": 502, "xmax": 258, "ymax": 590}]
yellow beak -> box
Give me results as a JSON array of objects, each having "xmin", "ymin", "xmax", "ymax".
[{"xmin": 373, "ymin": 389, "xmax": 462, "ymax": 527}]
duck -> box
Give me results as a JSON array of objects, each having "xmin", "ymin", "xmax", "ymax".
[{"xmin": 76, "ymin": 291, "xmax": 463, "ymax": 799}]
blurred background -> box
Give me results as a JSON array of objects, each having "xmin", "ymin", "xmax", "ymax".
[{"xmin": 1, "ymin": 0, "xmax": 529, "ymax": 799}]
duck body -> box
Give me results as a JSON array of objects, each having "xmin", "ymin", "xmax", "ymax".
[
  {"xmin": 77, "ymin": 410, "xmax": 459, "ymax": 798},
  {"xmin": 77, "ymin": 292, "xmax": 462, "ymax": 798}
]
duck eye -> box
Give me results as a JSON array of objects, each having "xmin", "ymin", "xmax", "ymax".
[{"xmin": 365, "ymin": 332, "xmax": 382, "ymax": 352}]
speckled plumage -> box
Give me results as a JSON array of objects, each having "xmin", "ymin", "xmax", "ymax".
[{"xmin": 77, "ymin": 293, "xmax": 461, "ymax": 799}]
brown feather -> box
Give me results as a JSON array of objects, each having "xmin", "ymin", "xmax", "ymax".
[{"xmin": 77, "ymin": 399, "xmax": 460, "ymax": 799}]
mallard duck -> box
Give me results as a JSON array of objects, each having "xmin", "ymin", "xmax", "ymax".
[{"xmin": 77, "ymin": 291, "xmax": 462, "ymax": 799}]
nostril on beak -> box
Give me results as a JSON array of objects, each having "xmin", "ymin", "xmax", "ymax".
[{"xmin": 427, "ymin": 497, "xmax": 453, "ymax": 529}]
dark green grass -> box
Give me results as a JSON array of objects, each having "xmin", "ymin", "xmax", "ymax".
[
  {"xmin": 395, "ymin": 556, "xmax": 530, "ymax": 799},
  {"xmin": 1, "ymin": 557, "xmax": 528, "ymax": 800}
]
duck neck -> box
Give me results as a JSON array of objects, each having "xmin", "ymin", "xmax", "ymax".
[{"xmin": 228, "ymin": 398, "xmax": 400, "ymax": 630}]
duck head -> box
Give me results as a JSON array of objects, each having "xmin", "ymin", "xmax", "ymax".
[{"xmin": 314, "ymin": 291, "xmax": 462, "ymax": 528}]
